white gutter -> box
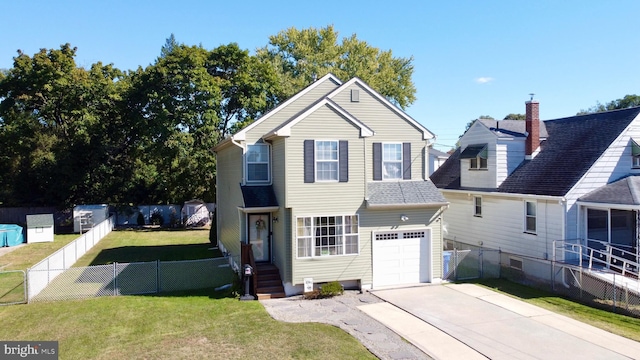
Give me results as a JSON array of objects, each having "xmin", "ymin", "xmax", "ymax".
[
  {"xmin": 441, "ymin": 188, "xmax": 565, "ymax": 203},
  {"xmin": 575, "ymin": 201, "xmax": 640, "ymax": 211},
  {"xmin": 365, "ymin": 202, "xmax": 450, "ymax": 210},
  {"xmin": 237, "ymin": 206, "xmax": 280, "ymax": 213}
]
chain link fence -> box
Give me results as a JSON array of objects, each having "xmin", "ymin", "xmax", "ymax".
[
  {"xmin": 29, "ymin": 257, "xmax": 235, "ymax": 302},
  {"xmin": 0, "ymin": 270, "xmax": 26, "ymax": 305},
  {"xmin": 444, "ymin": 239, "xmax": 640, "ymax": 318}
]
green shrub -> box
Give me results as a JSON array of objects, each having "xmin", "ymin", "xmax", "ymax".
[
  {"xmin": 304, "ymin": 281, "xmax": 343, "ymax": 299},
  {"xmin": 320, "ymin": 281, "xmax": 344, "ymax": 297}
]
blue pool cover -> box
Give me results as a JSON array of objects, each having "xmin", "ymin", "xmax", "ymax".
[{"xmin": 0, "ymin": 224, "xmax": 25, "ymax": 247}]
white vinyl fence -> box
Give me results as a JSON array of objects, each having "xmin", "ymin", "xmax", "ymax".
[{"xmin": 27, "ymin": 216, "xmax": 114, "ymax": 301}]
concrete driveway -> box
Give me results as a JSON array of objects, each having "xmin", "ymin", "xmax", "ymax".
[{"xmin": 359, "ymin": 284, "xmax": 640, "ymax": 360}]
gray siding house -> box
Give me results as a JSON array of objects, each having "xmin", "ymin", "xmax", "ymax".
[{"xmin": 214, "ymin": 74, "xmax": 447, "ymax": 297}]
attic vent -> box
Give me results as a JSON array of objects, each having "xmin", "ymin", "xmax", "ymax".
[
  {"xmin": 351, "ymin": 89, "xmax": 359, "ymax": 102},
  {"xmin": 509, "ymin": 257, "xmax": 523, "ymax": 271}
]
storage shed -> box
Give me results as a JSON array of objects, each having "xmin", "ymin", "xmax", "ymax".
[
  {"xmin": 182, "ymin": 200, "xmax": 214, "ymax": 227},
  {"xmin": 26, "ymin": 214, "xmax": 54, "ymax": 243},
  {"xmin": 73, "ymin": 204, "xmax": 109, "ymax": 233},
  {"xmin": 0, "ymin": 224, "xmax": 25, "ymax": 247}
]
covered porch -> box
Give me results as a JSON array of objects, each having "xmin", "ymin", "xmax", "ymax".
[{"xmin": 576, "ymin": 175, "xmax": 640, "ymax": 275}]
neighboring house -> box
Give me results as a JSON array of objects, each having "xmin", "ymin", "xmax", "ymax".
[
  {"xmin": 26, "ymin": 214, "xmax": 54, "ymax": 243},
  {"xmin": 214, "ymin": 74, "xmax": 448, "ymax": 296},
  {"xmin": 429, "ymin": 147, "xmax": 450, "ymax": 175},
  {"xmin": 431, "ymin": 101, "xmax": 640, "ymax": 275}
]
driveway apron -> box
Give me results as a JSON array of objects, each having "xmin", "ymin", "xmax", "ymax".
[{"xmin": 370, "ymin": 284, "xmax": 640, "ymax": 360}]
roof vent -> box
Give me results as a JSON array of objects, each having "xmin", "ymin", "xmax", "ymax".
[{"xmin": 351, "ymin": 89, "xmax": 359, "ymax": 102}]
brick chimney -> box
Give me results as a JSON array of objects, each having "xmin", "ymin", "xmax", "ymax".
[{"xmin": 525, "ymin": 100, "xmax": 540, "ymax": 159}]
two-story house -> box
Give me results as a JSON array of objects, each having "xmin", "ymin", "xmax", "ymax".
[
  {"xmin": 431, "ymin": 101, "xmax": 640, "ymax": 277},
  {"xmin": 213, "ymin": 74, "xmax": 447, "ymax": 297}
]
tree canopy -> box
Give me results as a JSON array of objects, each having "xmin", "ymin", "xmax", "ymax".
[
  {"xmin": 0, "ymin": 26, "xmax": 417, "ymax": 208},
  {"xmin": 257, "ymin": 25, "xmax": 416, "ymax": 109},
  {"xmin": 577, "ymin": 95, "xmax": 640, "ymax": 115}
]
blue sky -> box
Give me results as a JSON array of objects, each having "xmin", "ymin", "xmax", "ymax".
[{"xmin": 2, "ymin": 1, "xmax": 639, "ymax": 151}]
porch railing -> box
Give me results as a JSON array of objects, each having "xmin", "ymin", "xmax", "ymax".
[{"xmin": 554, "ymin": 239, "xmax": 639, "ymax": 277}]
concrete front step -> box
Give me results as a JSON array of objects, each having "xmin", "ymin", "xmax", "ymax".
[{"xmin": 257, "ymin": 292, "xmax": 286, "ymax": 300}]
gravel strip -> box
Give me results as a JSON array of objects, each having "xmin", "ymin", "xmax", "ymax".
[{"xmin": 260, "ymin": 290, "xmax": 431, "ymax": 360}]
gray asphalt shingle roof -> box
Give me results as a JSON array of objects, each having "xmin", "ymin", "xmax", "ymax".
[
  {"xmin": 26, "ymin": 214, "xmax": 54, "ymax": 228},
  {"xmin": 431, "ymin": 107, "xmax": 640, "ymax": 196},
  {"xmin": 240, "ymin": 185, "xmax": 279, "ymax": 208},
  {"xmin": 579, "ymin": 175, "xmax": 640, "ymax": 205},
  {"xmin": 478, "ymin": 119, "xmax": 549, "ymax": 139},
  {"xmin": 367, "ymin": 181, "xmax": 448, "ymax": 207}
]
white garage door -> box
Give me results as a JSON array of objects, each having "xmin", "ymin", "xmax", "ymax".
[{"xmin": 373, "ymin": 229, "xmax": 432, "ymax": 288}]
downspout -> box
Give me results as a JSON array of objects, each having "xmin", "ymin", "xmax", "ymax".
[{"xmin": 561, "ymin": 198, "xmax": 570, "ymax": 288}]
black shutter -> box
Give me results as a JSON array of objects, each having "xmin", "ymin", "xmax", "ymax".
[
  {"xmin": 373, "ymin": 142, "xmax": 382, "ymax": 180},
  {"xmin": 339, "ymin": 140, "xmax": 348, "ymax": 182},
  {"xmin": 403, "ymin": 142, "xmax": 411, "ymax": 179},
  {"xmin": 304, "ymin": 140, "xmax": 315, "ymax": 183}
]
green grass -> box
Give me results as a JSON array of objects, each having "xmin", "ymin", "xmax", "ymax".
[
  {"xmin": 469, "ymin": 278, "xmax": 640, "ymax": 341},
  {"xmin": 73, "ymin": 228, "xmax": 220, "ymax": 267},
  {"xmin": 0, "ymin": 234, "xmax": 78, "ymax": 271},
  {"xmin": 0, "ymin": 289, "xmax": 377, "ymax": 360}
]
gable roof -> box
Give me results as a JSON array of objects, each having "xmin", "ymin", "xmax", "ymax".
[
  {"xmin": 431, "ymin": 107, "xmax": 640, "ymax": 196},
  {"xmin": 26, "ymin": 214, "xmax": 54, "ymax": 228},
  {"xmin": 327, "ymin": 77, "xmax": 435, "ymax": 140},
  {"xmin": 477, "ymin": 119, "xmax": 549, "ymax": 139},
  {"xmin": 578, "ymin": 175, "xmax": 640, "ymax": 205},
  {"xmin": 232, "ymin": 73, "xmax": 342, "ymax": 142},
  {"xmin": 263, "ymin": 97, "xmax": 374, "ymax": 139}
]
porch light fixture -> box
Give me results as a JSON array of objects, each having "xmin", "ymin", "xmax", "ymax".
[
  {"xmin": 272, "ymin": 217, "xmax": 278, "ymax": 223},
  {"xmin": 400, "ymin": 215, "xmax": 409, "ymax": 222}
]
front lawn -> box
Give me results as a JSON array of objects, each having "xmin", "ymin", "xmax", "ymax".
[{"xmin": 0, "ymin": 289, "xmax": 376, "ymax": 360}]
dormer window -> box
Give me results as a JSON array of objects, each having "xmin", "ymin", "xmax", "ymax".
[
  {"xmin": 460, "ymin": 144, "xmax": 488, "ymax": 170},
  {"xmin": 246, "ymin": 143, "xmax": 270, "ymax": 183},
  {"xmin": 632, "ymin": 140, "xmax": 640, "ymax": 169}
]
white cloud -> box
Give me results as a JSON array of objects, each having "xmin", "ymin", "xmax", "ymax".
[{"xmin": 475, "ymin": 77, "xmax": 494, "ymax": 84}]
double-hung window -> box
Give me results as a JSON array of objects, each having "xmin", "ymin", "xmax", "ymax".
[
  {"xmin": 296, "ymin": 215, "xmax": 359, "ymax": 258},
  {"xmin": 470, "ymin": 156, "xmax": 488, "ymax": 169},
  {"xmin": 246, "ymin": 144, "xmax": 270, "ymax": 182},
  {"xmin": 525, "ymin": 200, "xmax": 537, "ymax": 233},
  {"xmin": 474, "ymin": 196, "xmax": 482, "ymax": 217},
  {"xmin": 383, "ymin": 143, "xmax": 403, "ymax": 179},
  {"xmin": 316, "ymin": 141, "xmax": 339, "ymax": 181},
  {"xmin": 632, "ymin": 140, "xmax": 640, "ymax": 169}
]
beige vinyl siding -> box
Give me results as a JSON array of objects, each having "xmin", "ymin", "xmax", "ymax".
[
  {"xmin": 362, "ymin": 207, "xmax": 443, "ymax": 280},
  {"xmin": 284, "ymin": 105, "xmax": 366, "ymax": 210},
  {"xmin": 442, "ymin": 192, "xmax": 563, "ymax": 259},
  {"xmin": 285, "ymin": 104, "xmax": 370, "ymax": 285},
  {"xmin": 331, "ymin": 83, "xmax": 428, "ymax": 180},
  {"xmin": 243, "ymin": 79, "xmax": 340, "ymax": 143},
  {"xmin": 216, "ymin": 145, "xmax": 244, "ymax": 257},
  {"xmin": 270, "ymin": 137, "xmax": 290, "ymax": 282}
]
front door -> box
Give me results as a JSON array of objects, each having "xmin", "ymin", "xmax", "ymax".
[{"xmin": 248, "ymin": 213, "xmax": 270, "ymax": 262}]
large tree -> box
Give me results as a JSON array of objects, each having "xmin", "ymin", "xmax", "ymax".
[
  {"xmin": 257, "ymin": 25, "xmax": 416, "ymax": 109},
  {"xmin": 0, "ymin": 45, "xmax": 129, "ymax": 207}
]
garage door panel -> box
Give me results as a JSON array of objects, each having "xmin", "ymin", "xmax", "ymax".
[{"xmin": 373, "ymin": 230, "xmax": 432, "ymax": 288}]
